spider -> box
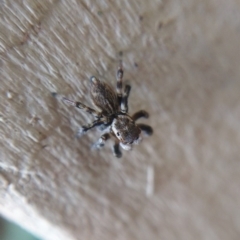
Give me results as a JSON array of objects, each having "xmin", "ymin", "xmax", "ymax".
[{"xmin": 62, "ymin": 62, "xmax": 153, "ymax": 158}]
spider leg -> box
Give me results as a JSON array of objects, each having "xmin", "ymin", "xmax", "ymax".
[
  {"xmin": 116, "ymin": 61, "xmax": 124, "ymax": 105},
  {"xmin": 92, "ymin": 133, "xmax": 111, "ymax": 149},
  {"xmin": 76, "ymin": 119, "xmax": 104, "ymax": 138},
  {"xmin": 62, "ymin": 97, "xmax": 102, "ymax": 118},
  {"xmin": 97, "ymin": 122, "xmax": 111, "ymax": 131},
  {"xmin": 137, "ymin": 124, "xmax": 153, "ymax": 136},
  {"xmin": 120, "ymin": 85, "xmax": 131, "ymax": 113},
  {"xmin": 112, "ymin": 140, "xmax": 122, "ymax": 158},
  {"xmin": 132, "ymin": 110, "xmax": 149, "ymax": 121}
]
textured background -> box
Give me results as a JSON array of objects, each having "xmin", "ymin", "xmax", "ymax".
[{"xmin": 1, "ymin": 0, "xmax": 240, "ymax": 240}]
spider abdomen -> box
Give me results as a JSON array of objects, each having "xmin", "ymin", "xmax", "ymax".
[{"xmin": 90, "ymin": 77, "xmax": 118, "ymax": 115}]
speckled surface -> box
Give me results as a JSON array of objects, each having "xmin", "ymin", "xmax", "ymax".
[{"xmin": 1, "ymin": 0, "xmax": 240, "ymax": 239}]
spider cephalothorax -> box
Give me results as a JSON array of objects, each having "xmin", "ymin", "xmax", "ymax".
[{"xmin": 62, "ymin": 62, "xmax": 153, "ymax": 157}]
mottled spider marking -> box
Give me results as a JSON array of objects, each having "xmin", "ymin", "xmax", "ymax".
[{"xmin": 90, "ymin": 76, "xmax": 118, "ymax": 115}]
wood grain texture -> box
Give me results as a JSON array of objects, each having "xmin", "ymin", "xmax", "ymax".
[{"xmin": 1, "ymin": 0, "xmax": 240, "ymax": 239}]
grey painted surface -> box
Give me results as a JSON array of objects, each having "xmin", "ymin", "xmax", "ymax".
[{"xmin": 1, "ymin": 0, "xmax": 240, "ymax": 239}]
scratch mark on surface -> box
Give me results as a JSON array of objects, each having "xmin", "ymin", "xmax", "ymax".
[{"xmin": 146, "ymin": 165, "xmax": 154, "ymax": 197}]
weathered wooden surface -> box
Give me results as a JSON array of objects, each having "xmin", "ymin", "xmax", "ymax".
[{"xmin": 1, "ymin": 0, "xmax": 240, "ymax": 239}]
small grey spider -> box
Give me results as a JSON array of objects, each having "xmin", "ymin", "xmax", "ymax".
[{"xmin": 62, "ymin": 62, "xmax": 153, "ymax": 158}]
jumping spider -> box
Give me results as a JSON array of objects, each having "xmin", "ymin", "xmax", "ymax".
[{"xmin": 62, "ymin": 63, "xmax": 153, "ymax": 158}]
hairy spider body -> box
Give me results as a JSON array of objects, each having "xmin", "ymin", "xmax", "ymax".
[
  {"xmin": 90, "ymin": 77, "xmax": 118, "ymax": 115},
  {"xmin": 63, "ymin": 63, "xmax": 152, "ymax": 158}
]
